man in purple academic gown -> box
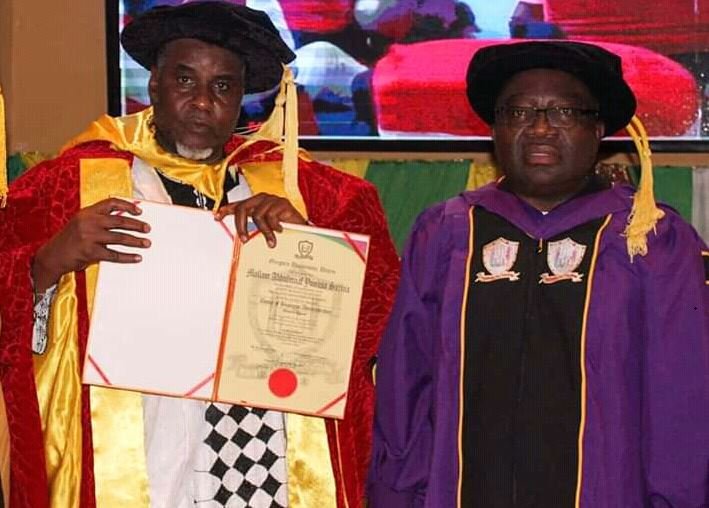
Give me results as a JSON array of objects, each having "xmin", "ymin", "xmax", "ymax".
[{"xmin": 368, "ymin": 41, "xmax": 709, "ymax": 507}]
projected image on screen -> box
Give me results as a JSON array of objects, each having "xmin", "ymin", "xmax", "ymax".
[{"xmin": 118, "ymin": 0, "xmax": 709, "ymax": 140}]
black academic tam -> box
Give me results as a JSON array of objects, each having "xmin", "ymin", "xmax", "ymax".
[{"xmin": 121, "ymin": 1, "xmax": 296, "ymax": 94}]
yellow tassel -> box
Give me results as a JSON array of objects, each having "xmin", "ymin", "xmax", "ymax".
[
  {"xmin": 233, "ymin": 65, "xmax": 306, "ymax": 216},
  {"xmin": 282, "ymin": 66, "xmax": 305, "ymax": 216},
  {"xmin": 0, "ymin": 84, "xmax": 8, "ymax": 208},
  {"xmin": 623, "ymin": 116, "xmax": 665, "ymax": 260},
  {"xmin": 255, "ymin": 71, "xmax": 287, "ymax": 142}
]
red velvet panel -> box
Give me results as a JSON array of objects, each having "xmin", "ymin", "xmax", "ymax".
[
  {"xmin": 0, "ymin": 142, "xmax": 132, "ymax": 508},
  {"xmin": 372, "ymin": 39, "xmax": 699, "ymax": 137},
  {"xmin": 279, "ymin": 0, "xmax": 353, "ymax": 33},
  {"xmin": 543, "ymin": 0, "xmax": 709, "ymax": 55}
]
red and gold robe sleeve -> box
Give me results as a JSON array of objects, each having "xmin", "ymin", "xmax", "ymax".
[
  {"xmin": 304, "ymin": 164, "xmax": 400, "ymax": 508},
  {"xmin": 0, "ymin": 142, "xmax": 132, "ymax": 508},
  {"xmin": 0, "ymin": 153, "xmax": 82, "ymax": 508},
  {"xmin": 279, "ymin": 151, "xmax": 400, "ymax": 508}
]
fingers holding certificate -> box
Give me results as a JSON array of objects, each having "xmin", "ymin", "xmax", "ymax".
[{"xmin": 214, "ymin": 192, "xmax": 308, "ymax": 247}]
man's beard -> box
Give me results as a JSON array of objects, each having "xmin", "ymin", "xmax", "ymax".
[{"xmin": 175, "ymin": 142, "xmax": 214, "ymax": 162}]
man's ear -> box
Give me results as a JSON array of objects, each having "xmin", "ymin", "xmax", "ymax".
[
  {"xmin": 595, "ymin": 120, "xmax": 605, "ymax": 140},
  {"xmin": 148, "ymin": 68, "xmax": 159, "ymax": 105}
]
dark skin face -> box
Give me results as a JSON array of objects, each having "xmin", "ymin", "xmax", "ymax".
[
  {"xmin": 492, "ymin": 68, "xmax": 605, "ymax": 211},
  {"xmin": 149, "ymin": 38, "xmax": 245, "ymax": 163}
]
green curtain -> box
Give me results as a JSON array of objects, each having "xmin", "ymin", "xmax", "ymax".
[
  {"xmin": 7, "ymin": 154, "xmax": 26, "ymax": 183},
  {"xmin": 7, "ymin": 152, "xmax": 49, "ymax": 183},
  {"xmin": 365, "ymin": 160, "xmax": 470, "ymax": 252},
  {"xmin": 6, "ymin": 151, "xmax": 703, "ymax": 244},
  {"xmin": 630, "ymin": 166, "xmax": 693, "ymax": 222}
]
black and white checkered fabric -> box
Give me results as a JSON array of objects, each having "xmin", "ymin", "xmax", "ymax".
[{"xmin": 195, "ymin": 403, "xmax": 288, "ymax": 507}]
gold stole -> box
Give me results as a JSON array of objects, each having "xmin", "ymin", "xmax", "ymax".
[{"xmin": 37, "ymin": 156, "xmax": 336, "ymax": 507}]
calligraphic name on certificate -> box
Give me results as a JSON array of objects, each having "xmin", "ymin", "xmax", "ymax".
[{"xmin": 83, "ymin": 199, "xmax": 369, "ymax": 419}]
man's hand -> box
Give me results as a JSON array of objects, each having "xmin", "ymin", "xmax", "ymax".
[
  {"xmin": 214, "ymin": 193, "xmax": 307, "ymax": 248},
  {"xmin": 32, "ymin": 198, "xmax": 151, "ymax": 293}
]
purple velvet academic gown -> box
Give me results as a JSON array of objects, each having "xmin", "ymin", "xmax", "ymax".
[{"xmin": 368, "ymin": 182, "xmax": 709, "ymax": 507}]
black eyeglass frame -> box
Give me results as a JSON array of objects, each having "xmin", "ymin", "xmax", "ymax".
[{"xmin": 494, "ymin": 106, "xmax": 601, "ymax": 128}]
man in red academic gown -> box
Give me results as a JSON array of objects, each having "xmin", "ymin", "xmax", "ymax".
[{"xmin": 0, "ymin": 3, "xmax": 399, "ymax": 507}]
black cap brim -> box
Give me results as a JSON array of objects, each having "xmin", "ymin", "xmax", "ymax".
[
  {"xmin": 121, "ymin": 1, "xmax": 296, "ymax": 94},
  {"xmin": 466, "ymin": 41, "xmax": 636, "ymax": 136}
]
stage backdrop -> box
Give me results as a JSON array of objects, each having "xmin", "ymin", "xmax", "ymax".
[
  {"xmin": 113, "ymin": 0, "xmax": 709, "ymax": 141},
  {"xmin": 8, "ymin": 151, "xmax": 709, "ymax": 248}
]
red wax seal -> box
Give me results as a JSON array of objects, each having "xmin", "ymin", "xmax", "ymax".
[{"xmin": 268, "ymin": 368, "xmax": 298, "ymax": 398}]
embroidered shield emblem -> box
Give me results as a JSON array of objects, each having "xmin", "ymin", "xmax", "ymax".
[
  {"xmin": 476, "ymin": 237, "xmax": 520, "ymax": 282},
  {"xmin": 540, "ymin": 238, "xmax": 587, "ymax": 284}
]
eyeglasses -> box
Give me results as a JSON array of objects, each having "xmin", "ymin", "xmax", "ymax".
[{"xmin": 494, "ymin": 106, "xmax": 600, "ymax": 128}]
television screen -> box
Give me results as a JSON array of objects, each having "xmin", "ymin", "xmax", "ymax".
[{"xmin": 113, "ymin": 0, "xmax": 709, "ymax": 143}]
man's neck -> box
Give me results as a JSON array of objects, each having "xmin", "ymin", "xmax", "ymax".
[{"xmin": 517, "ymin": 188, "xmax": 584, "ymax": 211}]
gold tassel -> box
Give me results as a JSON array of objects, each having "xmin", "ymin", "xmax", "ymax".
[
  {"xmin": 624, "ymin": 116, "xmax": 665, "ymax": 260},
  {"xmin": 255, "ymin": 71, "xmax": 287, "ymax": 142},
  {"xmin": 282, "ymin": 66, "xmax": 305, "ymax": 215},
  {"xmin": 0, "ymin": 84, "xmax": 8, "ymax": 207},
  {"xmin": 234, "ymin": 65, "xmax": 306, "ymax": 216}
]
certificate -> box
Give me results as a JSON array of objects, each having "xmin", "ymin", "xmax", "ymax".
[
  {"xmin": 216, "ymin": 222, "xmax": 369, "ymax": 418},
  {"xmin": 83, "ymin": 199, "xmax": 369, "ymax": 419}
]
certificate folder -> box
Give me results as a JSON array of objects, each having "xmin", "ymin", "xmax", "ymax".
[{"xmin": 83, "ymin": 199, "xmax": 370, "ymax": 419}]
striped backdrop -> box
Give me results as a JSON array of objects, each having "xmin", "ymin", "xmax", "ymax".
[
  {"xmin": 323, "ymin": 159, "xmax": 709, "ymax": 252},
  {"xmin": 7, "ymin": 153, "xmax": 709, "ymax": 250}
]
